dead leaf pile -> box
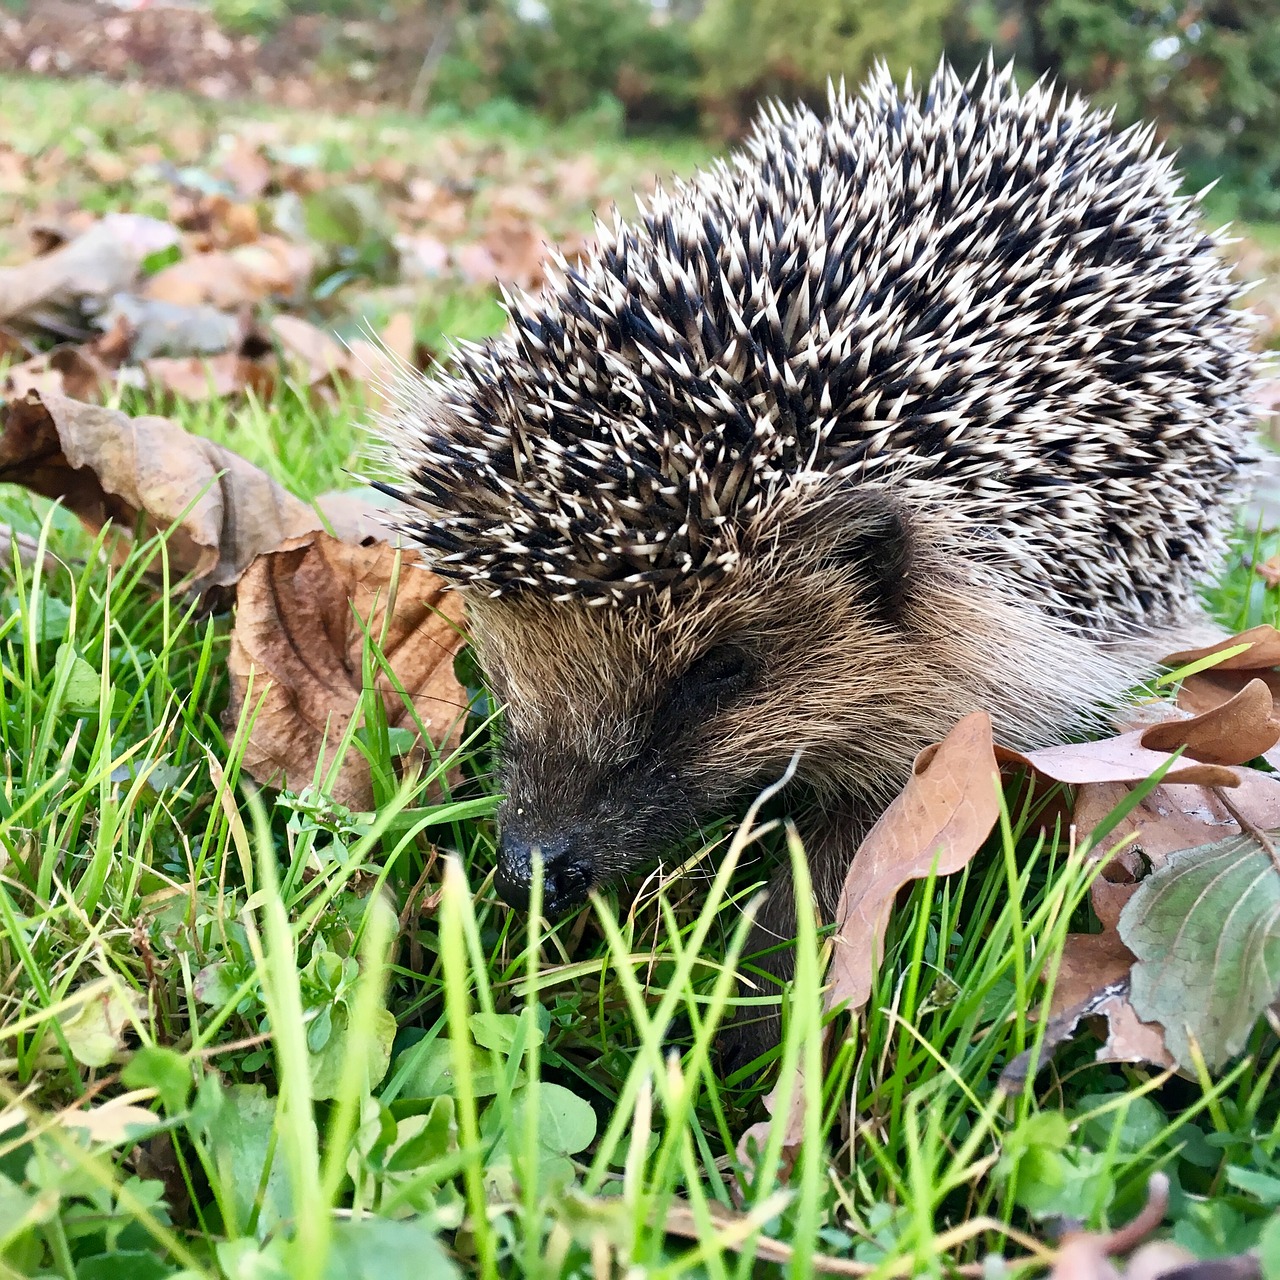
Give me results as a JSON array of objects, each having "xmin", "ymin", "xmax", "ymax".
[{"xmin": 0, "ymin": 106, "xmax": 635, "ymax": 408}]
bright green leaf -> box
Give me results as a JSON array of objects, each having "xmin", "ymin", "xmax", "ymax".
[
  {"xmin": 321, "ymin": 1217, "xmax": 461, "ymax": 1280},
  {"xmin": 1227, "ymin": 1166, "xmax": 1280, "ymax": 1207},
  {"xmin": 122, "ymin": 1046, "xmax": 192, "ymax": 1114},
  {"xmin": 309, "ymin": 1005, "xmax": 396, "ymax": 1101}
]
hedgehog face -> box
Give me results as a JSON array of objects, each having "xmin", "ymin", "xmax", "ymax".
[{"xmin": 469, "ymin": 489, "xmax": 918, "ymax": 916}]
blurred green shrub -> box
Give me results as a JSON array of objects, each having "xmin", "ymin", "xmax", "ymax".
[
  {"xmin": 692, "ymin": 0, "xmax": 951, "ymax": 134},
  {"xmin": 948, "ymin": 0, "xmax": 1280, "ymax": 219},
  {"xmin": 436, "ymin": 0, "xmax": 699, "ymax": 129},
  {"xmin": 212, "ymin": 0, "xmax": 288, "ymax": 36}
]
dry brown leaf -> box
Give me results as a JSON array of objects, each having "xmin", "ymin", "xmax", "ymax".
[
  {"xmin": 141, "ymin": 353, "xmax": 275, "ymax": 401},
  {"xmin": 1139, "ymin": 678, "xmax": 1280, "ymax": 764},
  {"xmin": 226, "ymin": 532, "xmax": 469, "ymax": 809},
  {"xmin": 1050, "ymin": 930, "xmax": 1135, "ymax": 1016},
  {"xmin": 734, "ymin": 1068, "xmax": 807, "ymax": 1178},
  {"xmin": 1255, "ymin": 555, "xmax": 1280, "ymax": 589},
  {"xmin": 1075, "ymin": 769, "xmax": 1280, "ymax": 878},
  {"xmin": 4, "ymin": 344, "xmax": 110, "ymax": 401},
  {"xmin": 1179, "ymin": 667, "xmax": 1280, "ymax": 718},
  {"xmin": 1164, "ymin": 627, "xmax": 1280, "ymax": 771},
  {"xmin": 0, "ymin": 214, "xmax": 178, "ymax": 328},
  {"xmin": 228, "ymin": 236, "xmax": 313, "ymax": 299},
  {"xmin": 1093, "ymin": 989, "xmax": 1174, "ymax": 1070},
  {"xmin": 0, "ymin": 390, "xmax": 378, "ymax": 590},
  {"xmin": 995, "ymin": 731, "xmax": 1240, "ymax": 788},
  {"xmin": 220, "ymin": 136, "xmax": 273, "ymax": 200},
  {"xmin": 382, "ymin": 310, "xmax": 416, "ymax": 367},
  {"xmin": 1164, "ymin": 624, "xmax": 1280, "ymax": 671},
  {"xmin": 1049, "ymin": 932, "xmax": 1173, "ymax": 1069},
  {"xmin": 830, "ymin": 711, "xmax": 1003, "ymax": 1014},
  {"xmin": 144, "ymin": 251, "xmax": 258, "ymax": 309},
  {"xmin": 270, "ymin": 313, "xmax": 353, "ymax": 383}
]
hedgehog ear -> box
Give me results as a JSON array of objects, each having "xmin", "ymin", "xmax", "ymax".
[{"xmin": 808, "ymin": 486, "xmax": 913, "ymax": 623}]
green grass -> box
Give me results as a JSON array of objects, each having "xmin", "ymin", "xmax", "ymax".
[
  {"xmin": 3, "ymin": 73, "xmax": 1280, "ymax": 1280},
  {"xmin": 5, "ymin": 380, "xmax": 1280, "ymax": 1279}
]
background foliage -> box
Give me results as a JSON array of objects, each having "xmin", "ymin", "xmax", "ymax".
[{"xmin": 416, "ymin": 0, "xmax": 1280, "ymax": 216}]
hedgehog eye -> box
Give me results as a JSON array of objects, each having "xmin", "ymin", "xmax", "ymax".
[{"xmin": 672, "ymin": 644, "xmax": 754, "ymax": 715}]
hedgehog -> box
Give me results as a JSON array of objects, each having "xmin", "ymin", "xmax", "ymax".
[{"xmin": 379, "ymin": 59, "xmax": 1259, "ymax": 1062}]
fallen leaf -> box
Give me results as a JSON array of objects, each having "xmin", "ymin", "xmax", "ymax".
[
  {"xmin": 270, "ymin": 313, "xmax": 352, "ymax": 383},
  {"xmin": 996, "ymin": 732, "xmax": 1241, "ymax": 789},
  {"xmin": 220, "ymin": 135, "xmax": 273, "ymax": 199},
  {"xmin": 1093, "ymin": 990, "xmax": 1174, "ymax": 1070},
  {"xmin": 0, "ymin": 390, "xmax": 378, "ymax": 591},
  {"xmin": 100, "ymin": 293, "xmax": 245, "ymax": 361},
  {"xmin": 144, "ymin": 251, "xmax": 258, "ymax": 309},
  {"xmin": 1178, "ymin": 668, "xmax": 1280, "ymax": 719},
  {"xmin": 3, "ymin": 344, "xmax": 109, "ymax": 401},
  {"xmin": 1050, "ymin": 930, "xmax": 1136, "ymax": 1016},
  {"xmin": 830, "ymin": 711, "xmax": 1003, "ymax": 1014},
  {"xmin": 1120, "ymin": 834, "xmax": 1280, "ymax": 1069},
  {"xmin": 228, "ymin": 235, "xmax": 313, "ymax": 299},
  {"xmin": 1255, "ymin": 555, "xmax": 1280, "ymax": 589},
  {"xmin": 60, "ymin": 1098, "xmax": 159, "ymax": 1145},
  {"xmin": 1139, "ymin": 678, "xmax": 1280, "ymax": 765},
  {"xmin": 225, "ymin": 532, "xmax": 469, "ymax": 809},
  {"xmin": 1164, "ymin": 625, "xmax": 1280, "ymax": 671},
  {"xmin": 381, "ymin": 310, "xmax": 416, "ymax": 367},
  {"xmin": 142, "ymin": 353, "xmax": 273, "ymax": 401},
  {"xmin": 1074, "ymin": 769, "xmax": 1280, "ymax": 879},
  {"xmin": 1047, "ymin": 931, "xmax": 1174, "ymax": 1071},
  {"xmin": 0, "ymin": 213, "xmax": 179, "ymax": 330},
  {"xmin": 734, "ymin": 1070, "xmax": 807, "ymax": 1178}
]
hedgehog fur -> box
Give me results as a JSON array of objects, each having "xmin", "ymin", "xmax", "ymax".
[{"xmin": 381, "ymin": 59, "xmax": 1260, "ymax": 1061}]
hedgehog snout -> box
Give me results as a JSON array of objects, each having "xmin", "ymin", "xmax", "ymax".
[{"xmin": 495, "ymin": 826, "xmax": 595, "ymax": 917}]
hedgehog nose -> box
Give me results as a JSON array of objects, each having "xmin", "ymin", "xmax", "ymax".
[{"xmin": 495, "ymin": 831, "xmax": 592, "ymax": 917}]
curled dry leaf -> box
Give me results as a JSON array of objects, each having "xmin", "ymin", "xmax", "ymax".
[
  {"xmin": 830, "ymin": 711, "xmax": 1003, "ymax": 1014},
  {"xmin": 226, "ymin": 531, "xmax": 469, "ymax": 810},
  {"xmin": 995, "ymin": 731, "xmax": 1240, "ymax": 789},
  {"xmin": 1164, "ymin": 624, "xmax": 1280, "ymax": 672},
  {"xmin": 1047, "ymin": 931, "xmax": 1173, "ymax": 1071},
  {"xmin": 1139, "ymin": 678, "xmax": 1280, "ymax": 765},
  {"xmin": 0, "ymin": 390, "xmax": 380, "ymax": 591},
  {"xmin": 739, "ymin": 714, "xmax": 1003, "ymax": 1172},
  {"xmin": 1164, "ymin": 626, "xmax": 1280, "ymax": 771}
]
